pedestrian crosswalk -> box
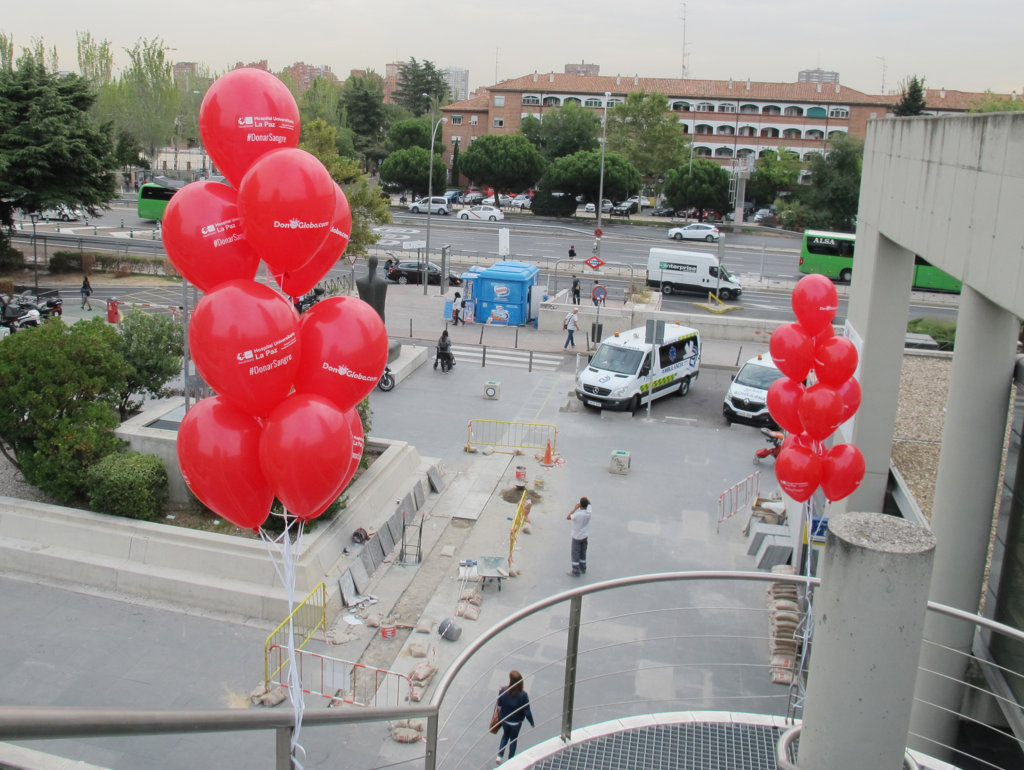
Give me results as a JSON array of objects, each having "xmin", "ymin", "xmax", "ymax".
[{"xmin": 450, "ymin": 344, "xmax": 564, "ymax": 372}]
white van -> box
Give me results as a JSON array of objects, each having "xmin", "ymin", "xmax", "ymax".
[
  {"xmin": 722, "ymin": 353, "xmax": 786, "ymax": 427},
  {"xmin": 646, "ymin": 247, "xmax": 742, "ymax": 300},
  {"xmin": 408, "ymin": 197, "xmax": 450, "ymax": 215},
  {"xmin": 576, "ymin": 323, "xmax": 700, "ymax": 412}
]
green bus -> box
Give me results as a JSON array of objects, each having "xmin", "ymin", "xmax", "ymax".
[
  {"xmin": 137, "ymin": 183, "xmax": 178, "ymax": 221},
  {"xmin": 799, "ymin": 230, "xmax": 962, "ymax": 293}
]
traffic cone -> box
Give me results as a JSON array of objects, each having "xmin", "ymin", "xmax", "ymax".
[{"xmin": 540, "ymin": 440, "xmax": 554, "ymax": 468}]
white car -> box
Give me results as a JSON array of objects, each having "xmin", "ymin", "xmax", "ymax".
[
  {"xmin": 41, "ymin": 205, "xmax": 85, "ymax": 221},
  {"xmin": 510, "ymin": 194, "xmax": 532, "ymax": 209},
  {"xmin": 459, "ymin": 205, "xmax": 504, "ymax": 222},
  {"xmin": 408, "ymin": 197, "xmax": 450, "ymax": 215},
  {"xmin": 585, "ymin": 199, "xmax": 613, "ymax": 214},
  {"xmin": 482, "ymin": 194, "xmax": 513, "ymax": 207},
  {"xmin": 668, "ymin": 223, "xmax": 721, "ymax": 242}
]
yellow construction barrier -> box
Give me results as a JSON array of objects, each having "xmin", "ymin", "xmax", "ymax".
[
  {"xmin": 465, "ymin": 419, "xmax": 558, "ymax": 454},
  {"xmin": 508, "ymin": 489, "xmax": 529, "ymax": 563},
  {"xmin": 692, "ymin": 292, "xmax": 744, "ymax": 314},
  {"xmin": 263, "ymin": 582, "xmax": 328, "ymax": 686}
]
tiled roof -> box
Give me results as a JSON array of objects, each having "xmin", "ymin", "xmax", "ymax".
[
  {"xmin": 443, "ymin": 92, "xmax": 490, "ymax": 111},
  {"xmin": 485, "ymin": 72, "xmax": 1008, "ymax": 111}
]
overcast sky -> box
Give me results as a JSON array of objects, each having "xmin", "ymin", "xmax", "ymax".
[{"xmin": 3, "ymin": 1, "xmax": 1019, "ymax": 97}]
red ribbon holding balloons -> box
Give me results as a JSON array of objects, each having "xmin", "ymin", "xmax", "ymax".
[{"xmin": 767, "ymin": 274, "xmax": 865, "ymax": 503}]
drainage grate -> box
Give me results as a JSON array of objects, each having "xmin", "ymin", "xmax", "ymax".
[{"xmin": 529, "ymin": 722, "xmax": 783, "ymax": 770}]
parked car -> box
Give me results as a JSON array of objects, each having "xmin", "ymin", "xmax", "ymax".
[
  {"xmin": 650, "ymin": 206, "xmax": 676, "ymax": 217},
  {"xmin": 459, "ymin": 205, "xmax": 505, "ymax": 222},
  {"xmin": 462, "ymin": 191, "xmax": 485, "ymax": 205},
  {"xmin": 753, "ymin": 208, "xmax": 774, "ymax": 222},
  {"xmin": 511, "ymin": 194, "xmax": 532, "ymax": 209},
  {"xmin": 408, "ymin": 197, "xmax": 450, "ymax": 215},
  {"xmin": 624, "ymin": 195, "xmax": 651, "ymax": 210},
  {"xmin": 585, "ymin": 199, "xmax": 613, "ymax": 214},
  {"xmin": 41, "ymin": 205, "xmax": 84, "ymax": 221},
  {"xmin": 482, "ymin": 194, "xmax": 513, "ymax": 207},
  {"xmin": 443, "ymin": 189, "xmax": 462, "ymax": 204},
  {"xmin": 386, "ymin": 260, "xmax": 462, "ymax": 286},
  {"xmin": 668, "ymin": 223, "xmax": 721, "ymax": 242},
  {"xmin": 611, "ymin": 200, "xmax": 639, "ymax": 215}
]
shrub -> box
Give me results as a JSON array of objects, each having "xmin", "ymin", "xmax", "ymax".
[
  {"xmin": 85, "ymin": 451, "xmax": 168, "ymax": 521},
  {"xmin": 48, "ymin": 250, "xmax": 176, "ymax": 277},
  {"xmin": 0, "ymin": 242, "xmax": 24, "ymax": 273},
  {"xmin": 907, "ymin": 317, "xmax": 956, "ymax": 350},
  {"xmin": 530, "ymin": 190, "xmax": 578, "ymax": 217},
  {"xmin": 48, "ymin": 251, "xmax": 83, "ymax": 273}
]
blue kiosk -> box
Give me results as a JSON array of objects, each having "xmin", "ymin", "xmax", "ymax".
[{"xmin": 443, "ymin": 261, "xmax": 540, "ymax": 326}]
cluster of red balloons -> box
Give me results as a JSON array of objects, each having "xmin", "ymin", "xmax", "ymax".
[
  {"xmin": 766, "ymin": 274, "xmax": 865, "ymax": 503},
  {"xmin": 172, "ymin": 69, "xmax": 387, "ymax": 530}
]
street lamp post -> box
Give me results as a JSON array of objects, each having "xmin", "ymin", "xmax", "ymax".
[
  {"xmin": 595, "ymin": 91, "xmax": 611, "ymax": 257},
  {"xmin": 29, "ymin": 213, "xmax": 38, "ymax": 292},
  {"xmin": 424, "ymin": 105, "xmax": 447, "ymax": 296}
]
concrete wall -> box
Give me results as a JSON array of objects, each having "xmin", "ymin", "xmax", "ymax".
[{"xmin": 0, "ymin": 438, "xmax": 431, "ymax": 622}]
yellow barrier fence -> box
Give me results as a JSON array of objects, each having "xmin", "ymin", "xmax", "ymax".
[
  {"xmin": 508, "ymin": 489, "xmax": 529, "ymax": 563},
  {"xmin": 465, "ymin": 419, "xmax": 558, "ymax": 454},
  {"xmin": 263, "ymin": 582, "xmax": 328, "ymax": 686}
]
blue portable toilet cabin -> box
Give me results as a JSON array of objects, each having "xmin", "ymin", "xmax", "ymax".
[{"xmin": 471, "ymin": 261, "xmax": 540, "ymax": 326}]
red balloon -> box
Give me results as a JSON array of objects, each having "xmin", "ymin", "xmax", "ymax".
[
  {"xmin": 238, "ymin": 148, "xmax": 336, "ymax": 274},
  {"xmin": 176, "ymin": 396, "xmax": 272, "ymax": 530},
  {"xmin": 294, "ymin": 296, "xmax": 389, "ymax": 412},
  {"xmin": 813, "ymin": 323, "xmax": 835, "ymax": 349},
  {"xmin": 769, "ymin": 323, "xmax": 815, "ymax": 382},
  {"xmin": 782, "ymin": 432, "xmax": 819, "ymax": 454},
  {"xmin": 798, "ymin": 383, "xmax": 845, "ymax": 441},
  {"xmin": 814, "ymin": 336, "xmax": 859, "ymax": 388},
  {"xmin": 189, "ymin": 280, "xmax": 301, "ymax": 417},
  {"xmin": 767, "ymin": 378, "xmax": 806, "ymax": 434},
  {"xmin": 821, "ymin": 444, "xmax": 866, "ymax": 501},
  {"xmin": 792, "ymin": 274, "xmax": 838, "ymax": 336},
  {"xmin": 199, "ymin": 68, "xmax": 300, "ymax": 189},
  {"xmin": 162, "ymin": 181, "xmax": 260, "ymax": 292},
  {"xmin": 276, "ymin": 184, "xmax": 353, "ymax": 298},
  {"xmin": 836, "ymin": 377, "xmax": 862, "ymax": 423},
  {"xmin": 259, "ymin": 393, "xmax": 353, "ymax": 520},
  {"xmin": 344, "ymin": 406, "xmax": 365, "ymax": 481},
  {"xmin": 775, "ymin": 444, "xmax": 822, "ymax": 502}
]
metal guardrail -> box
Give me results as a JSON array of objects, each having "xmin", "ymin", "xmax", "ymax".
[
  {"xmin": 3, "ymin": 572, "xmax": 1024, "ymax": 770},
  {"xmin": 717, "ymin": 470, "xmax": 761, "ymax": 532},
  {"xmin": 465, "ymin": 418, "xmax": 558, "ymax": 454},
  {"xmin": 267, "ymin": 646, "xmax": 413, "ymax": 708},
  {"xmin": 263, "ymin": 582, "xmax": 328, "ymax": 686}
]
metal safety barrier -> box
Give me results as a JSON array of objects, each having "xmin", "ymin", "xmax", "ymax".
[
  {"xmin": 263, "ymin": 582, "xmax": 328, "ymax": 686},
  {"xmin": 465, "ymin": 419, "xmax": 558, "ymax": 454},
  {"xmin": 717, "ymin": 471, "xmax": 760, "ymax": 532},
  {"xmin": 267, "ymin": 646, "xmax": 413, "ymax": 709}
]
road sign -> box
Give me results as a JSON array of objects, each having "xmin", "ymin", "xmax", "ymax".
[
  {"xmin": 594, "ymin": 228, "xmax": 603, "ymax": 239},
  {"xmin": 592, "ymin": 285, "xmax": 607, "ymax": 303},
  {"xmin": 584, "ymin": 256, "xmax": 605, "ymax": 270},
  {"xmin": 347, "ymin": 251, "xmax": 359, "ymax": 265}
]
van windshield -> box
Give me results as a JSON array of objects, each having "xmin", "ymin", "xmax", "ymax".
[
  {"xmin": 735, "ymin": 363, "xmax": 785, "ymax": 390},
  {"xmin": 590, "ymin": 344, "xmax": 644, "ymax": 375}
]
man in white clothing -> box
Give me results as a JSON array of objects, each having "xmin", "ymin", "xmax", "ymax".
[{"xmin": 566, "ymin": 496, "xmax": 592, "ymax": 576}]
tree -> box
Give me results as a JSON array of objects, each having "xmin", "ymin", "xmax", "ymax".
[
  {"xmin": 970, "ymin": 91, "xmax": 1024, "ymax": 113},
  {"xmin": 117, "ymin": 38, "xmax": 179, "ymax": 162},
  {"xmin": 300, "ymin": 119, "xmax": 391, "ymax": 257},
  {"xmin": 795, "ymin": 133, "xmax": 864, "ymax": 231},
  {"xmin": 300, "ymin": 76, "xmax": 343, "ymax": 129},
  {"xmin": 115, "ymin": 311, "xmax": 184, "ymax": 421},
  {"xmin": 0, "ymin": 53, "xmax": 117, "ymax": 229},
  {"xmin": 663, "ymin": 159, "xmax": 732, "ymax": 217},
  {"xmin": 386, "ymin": 118, "xmax": 431, "ymax": 152},
  {"xmin": 746, "ymin": 148, "xmax": 802, "ymax": 207},
  {"xmin": 76, "ymin": 32, "xmax": 114, "ymax": 89},
  {"xmin": 392, "ymin": 58, "xmax": 449, "ymax": 117},
  {"xmin": 342, "ymin": 70, "xmax": 388, "ymax": 160},
  {"xmin": 458, "ymin": 135, "xmax": 546, "ymax": 198},
  {"xmin": 379, "ymin": 146, "xmax": 446, "ymax": 197},
  {"xmin": 0, "ymin": 318, "xmax": 128, "ymax": 502},
  {"xmin": 520, "ymin": 102, "xmax": 600, "ymax": 162},
  {"xmin": 893, "ymin": 75, "xmax": 927, "ymax": 117},
  {"xmin": 605, "ymin": 92, "xmax": 688, "ymax": 189},
  {"xmin": 540, "ymin": 150, "xmax": 640, "ymax": 204}
]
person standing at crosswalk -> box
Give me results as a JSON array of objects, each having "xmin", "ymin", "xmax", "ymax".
[{"xmin": 563, "ymin": 309, "xmax": 579, "ymax": 349}]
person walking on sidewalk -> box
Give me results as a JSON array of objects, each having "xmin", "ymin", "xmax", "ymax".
[
  {"xmin": 452, "ymin": 291, "xmax": 463, "ymax": 325},
  {"xmin": 493, "ymin": 670, "xmax": 534, "ymax": 764},
  {"xmin": 571, "ymin": 275, "xmax": 581, "ymax": 305},
  {"xmin": 80, "ymin": 276, "xmax": 93, "ymax": 311},
  {"xmin": 563, "ymin": 308, "xmax": 579, "ymax": 349},
  {"xmin": 566, "ymin": 496, "xmax": 592, "ymax": 576}
]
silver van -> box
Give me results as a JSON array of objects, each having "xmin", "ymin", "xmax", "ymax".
[{"xmin": 408, "ymin": 197, "xmax": 450, "ymax": 215}]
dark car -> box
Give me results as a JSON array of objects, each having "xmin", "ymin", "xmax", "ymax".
[
  {"xmin": 386, "ymin": 260, "xmax": 462, "ymax": 286},
  {"xmin": 462, "ymin": 191, "xmax": 485, "ymax": 205},
  {"xmin": 650, "ymin": 206, "xmax": 676, "ymax": 217},
  {"xmin": 611, "ymin": 200, "xmax": 639, "ymax": 216}
]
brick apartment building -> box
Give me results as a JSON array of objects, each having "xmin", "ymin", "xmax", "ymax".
[{"xmin": 439, "ymin": 71, "xmax": 1008, "ymax": 179}]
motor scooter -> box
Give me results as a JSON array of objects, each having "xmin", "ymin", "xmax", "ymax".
[
  {"xmin": 753, "ymin": 427, "xmax": 785, "ymax": 463},
  {"xmin": 0, "ymin": 295, "xmax": 42, "ymax": 333},
  {"xmin": 293, "ymin": 286, "xmax": 325, "ymax": 315},
  {"xmin": 14, "ymin": 291, "xmax": 62, "ymax": 319},
  {"xmin": 377, "ymin": 366, "xmax": 395, "ymax": 392}
]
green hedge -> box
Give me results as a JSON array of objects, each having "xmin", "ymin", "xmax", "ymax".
[
  {"xmin": 85, "ymin": 451, "xmax": 169, "ymax": 521},
  {"xmin": 49, "ymin": 250, "xmax": 179, "ymax": 278},
  {"xmin": 0, "ymin": 242, "xmax": 24, "ymax": 273}
]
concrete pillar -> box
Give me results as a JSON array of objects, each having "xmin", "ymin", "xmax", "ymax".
[
  {"xmin": 910, "ymin": 286, "xmax": 1019, "ymax": 757},
  {"xmin": 840, "ymin": 230, "xmax": 914, "ymax": 514},
  {"xmin": 798, "ymin": 513, "xmax": 935, "ymax": 770}
]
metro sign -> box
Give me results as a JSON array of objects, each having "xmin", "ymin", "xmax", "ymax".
[{"xmin": 584, "ymin": 256, "xmax": 605, "ymax": 270}]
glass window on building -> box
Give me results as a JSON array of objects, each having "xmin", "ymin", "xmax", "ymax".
[
  {"xmin": 451, "ymin": 115, "xmax": 462, "ymax": 125},
  {"xmin": 494, "ymin": 95, "xmax": 505, "ymax": 107},
  {"xmin": 493, "ymin": 118, "xmax": 504, "ymax": 128}
]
